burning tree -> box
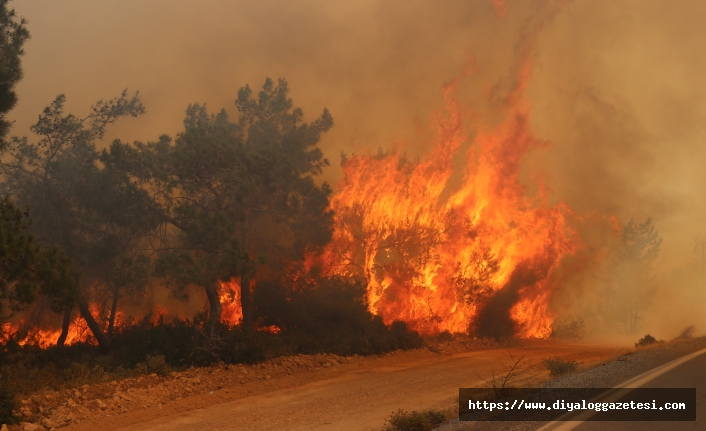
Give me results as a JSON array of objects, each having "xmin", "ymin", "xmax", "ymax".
[
  {"xmin": 0, "ymin": 91, "xmax": 153, "ymax": 351},
  {"xmin": 314, "ymin": 75, "xmax": 580, "ymax": 339},
  {"xmin": 104, "ymin": 78, "xmax": 334, "ymax": 332}
]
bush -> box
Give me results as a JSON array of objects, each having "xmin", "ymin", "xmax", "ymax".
[
  {"xmin": 635, "ymin": 334, "xmax": 658, "ymax": 348},
  {"xmin": 0, "ymin": 382, "xmax": 16, "ymax": 425},
  {"xmin": 253, "ymin": 276, "xmax": 422, "ymax": 356},
  {"xmin": 550, "ymin": 316, "xmax": 584, "ymax": 340},
  {"xmin": 0, "ymin": 275, "xmax": 425, "ymax": 395},
  {"xmin": 384, "ymin": 409, "xmax": 449, "ymax": 431},
  {"xmin": 135, "ymin": 354, "xmax": 169, "ymax": 376},
  {"xmin": 676, "ymin": 325, "xmax": 698, "ymax": 340},
  {"xmin": 542, "ymin": 356, "xmax": 579, "ymax": 377}
]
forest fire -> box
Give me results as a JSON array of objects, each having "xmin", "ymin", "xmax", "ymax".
[
  {"xmin": 1, "ymin": 69, "xmax": 582, "ymax": 347},
  {"xmin": 314, "ymin": 68, "xmax": 580, "ymax": 339},
  {"xmin": 2, "ymin": 306, "xmax": 99, "ymax": 348}
]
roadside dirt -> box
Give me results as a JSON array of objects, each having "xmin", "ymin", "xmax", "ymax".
[{"xmin": 11, "ymin": 338, "xmax": 628, "ymax": 431}]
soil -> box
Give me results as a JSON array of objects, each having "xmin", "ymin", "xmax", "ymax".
[{"xmin": 9, "ymin": 337, "xmax": 628, "ymax": 431}]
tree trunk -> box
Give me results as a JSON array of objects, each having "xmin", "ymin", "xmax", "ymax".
[
  {"xmin": 79, "ymin": 301, "xmax": 109, "ymax": 354},
  {"xmin": 240, "ymin": 270, "xmax": 252, "ymax": 332},
  {"xmin": 56, "ymin": 306, "xmax": 73, "ymax": 347},
  {"xmin": 107, "ymin": 284, "xmax": 120, "ymax": 338},
  {"xmin": 204, "ymin": 281, "xmax": 222, "ymax": 333},
  {"xmin": 240, "ymin": 223, "xmax": 253, "ymax": 332}
]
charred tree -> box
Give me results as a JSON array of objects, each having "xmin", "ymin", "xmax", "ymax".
[
  {"xmin": 56, "ymin": 306, "xmax": 72, "ymax": 347},
  {"xmin": 79, "ymin": 300, "xmax": 109, "ymax": 354}
]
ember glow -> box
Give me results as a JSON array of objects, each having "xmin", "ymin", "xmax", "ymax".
[{"xmin": 314, "ymin": 67, "xmax": 581, "ymax": 339}]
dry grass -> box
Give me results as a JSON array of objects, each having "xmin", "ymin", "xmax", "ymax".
[{"xmin": 542, "ymin": 356, "xmax": 579, "ymax": 377}]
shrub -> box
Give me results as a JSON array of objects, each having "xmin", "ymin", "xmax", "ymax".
[
  {"xmin": 676, "ymin": 325, "xmax": 698, "ymax": 340},
  {"xmin": 542, "ymin": 356, "xmax": 579, "ymax": 377},
  {"xmin": 0, "ymin": 382, "xmax": 17, "ymax": 425},
  {"xmin": 135, "ymin": 354, "xmax": 169, "ymax": 376},
  {"xmin": 550, "ymin": 316, "xmax": 584, "ymax": 340},
  {"xmin": 635, "ymin": 334, "xmax": 658, "ymax": 348},
  {"xmin": 252, "ymin": 276, "xmax": 422, "ymax": 356},
  {"xmin": 383, "ymin": 409, "xmax": 449, "ymax": 431},
  {"xmin": 0, "ymin": 275, "xmax": 425, "ymax": 395},
  {"xmin": 434, "ymin": 331, "xmax": 453, "ymax": 342}
]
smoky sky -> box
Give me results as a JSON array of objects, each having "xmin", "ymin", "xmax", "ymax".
[{"xmin": 9, "ymin": 0, "xmax": 706, "ymax": 336}]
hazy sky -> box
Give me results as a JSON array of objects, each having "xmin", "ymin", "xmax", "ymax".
[{"xmin": 8, "ymin": 0, "xmax": 706, "ymax": 334}]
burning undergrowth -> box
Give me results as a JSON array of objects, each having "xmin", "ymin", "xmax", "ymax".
[{"xmin": 0, "ymin": 275, "xmax": 421, "ymax": 398}]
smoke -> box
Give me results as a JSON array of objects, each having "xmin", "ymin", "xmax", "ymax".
[{"xmin": 8, "ymin": 0, "xmax": 706, "ymax": 339}]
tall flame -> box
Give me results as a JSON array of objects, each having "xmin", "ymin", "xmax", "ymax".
[{"xmin": 316, "ymin": 67, "xmax": 580, "ymax": 339}]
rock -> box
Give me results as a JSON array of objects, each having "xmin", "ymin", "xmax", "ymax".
[
  {"xmin": 189, "ymin": 377, "xmax": 201, "ymax": 384},
  {"xmin": 21, "ymin": 423, "xmax": 40, "ymax": 431},
  {"xmin": 21, "ymin": 399, "xmax": 30, "ymax": 405},
  {"xmin": 185, "ymin": 387, "xmax": 193, "ymax": 393},
  {"xmin": 119, "ymin": 393, "xmax": 133, "ymax": 402},
  {"xmin": 265, "ymin": 375, "xmax": 271, "ymax": 380},
  {"xmin": 41, "ymin": 417, "xmax": 61, "ymax": 429},
  {"xmin": 67, "ymin": 398, "xmax": 77, "ymax": 407},
  {"xmin": 95, "ymin": 399, "xmax": 107, "ymax": 410},
  {"xmin": 0, "ymin": 424, "xmax": 7, "ymax": 431},
  {"xmin": 42, "ymin": 407, "xmax": 73, "ymax": 428}
]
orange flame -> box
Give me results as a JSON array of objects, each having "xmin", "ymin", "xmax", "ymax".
[
  {"xmin": 219, "ymin": 279, "xmax": 243, "ymax": 326},
  {"xmin": 315, "ymin": 66, "xmax": 581, "ymax": 339},
  {"xmin": 2, "ymin": 304, "xmax": 100, "ymax": 348}
]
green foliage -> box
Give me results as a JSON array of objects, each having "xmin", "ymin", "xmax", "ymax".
[
  {"xmin": 0, "ymin": 0, "xmax": 29, "ymax": 144},
  {"xmin": 103, "ymin": 78, "xmax": 335, "ymax": 328},
  {"xmin": 635, "ymin": 334, "xmax": 658, "ymax": 348},
  {"xmin": 0, "ymin": 91, "xmax": 148, "ymax": 348},
  {"xmin": 542, "ymin": 356, "xmax": 579, "ymax": 377},
  {"xmin": 0, "ymin": 195, "xmax": 78, "ymax": 315},
  {"xmin": 383, "ymin": 409, "xmax": 450, "ymax": 431}
]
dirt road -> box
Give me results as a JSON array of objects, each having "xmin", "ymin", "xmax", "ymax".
[{"xmin": 62, "ymin": 341, "xmax": 625, "ymax": 431}]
